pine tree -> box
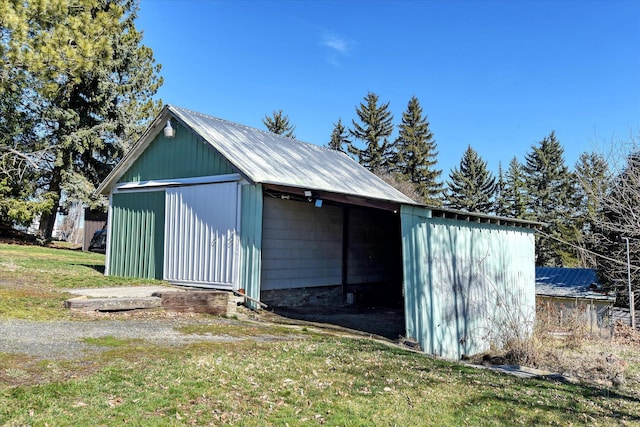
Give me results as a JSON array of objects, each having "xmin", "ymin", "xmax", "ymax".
[
  {"xmin": 348, "ymin": 92, "xmax": 395, "ymax": 172},
  {"xmin": 445, "ymin": 145, "xmax": 496, "ymax": 212},
  {"xmin": 573, "ymin": 152, "xmax": 610, "ymax": 267},
  {"xmin": 1, "ymin": 0, "xmax": 163, "ymax": 238},
  {"xmin": 523, "ymin": 131, "xmax": 579, "ymax": 266},
  {"xmin": 262, "ymin": 110, "xmax": 296, "ymax": 138},
  {"xmin": 395, "ymin": 96, "xmax": 442, "ymax": 205},
  {"xmin": 327, "ymin": 118, "xmax": 350, "ymax": 153},
  {"xmin": 494, "ymin": 162, "xmax": 507, "ymax": 216},
  {"xmin": 0, "ymin": 59, "xmax": 50, "ymax": 229},
  {"xmin": 500, "ymin": 157, "xmax": 528, "ymax": 219}
]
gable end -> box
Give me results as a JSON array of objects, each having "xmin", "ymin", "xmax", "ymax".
[{"xmin": 119, "ymin": 124, "xmax": 237, "ymax": 183}]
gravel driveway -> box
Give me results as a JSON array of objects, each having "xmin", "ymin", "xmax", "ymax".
[{"xmin": 0, "ymin": 317, "xmax": 243, "ymax": 361}]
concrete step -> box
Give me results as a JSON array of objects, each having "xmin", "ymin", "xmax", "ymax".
[{"xmin": 64, "ymin": 296, "xmax": 162, "ymax": 311}]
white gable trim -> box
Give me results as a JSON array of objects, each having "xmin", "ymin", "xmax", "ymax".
[{"xmin": 113, "ymin": 173, "xmax": 242, "ymax": 193}]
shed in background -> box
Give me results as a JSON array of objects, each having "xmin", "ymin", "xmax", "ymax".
[
  {"xmin": 82, "ymin": 208, "xmax": 107, "ymax": 252},
  {"xmin": 536, "ymin": 267, "xmax": 615, "ymax": 335}
]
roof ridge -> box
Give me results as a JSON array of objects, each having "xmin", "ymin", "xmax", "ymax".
[{"xmin": 169, "ymin": 105, "xmax": 339, "ymax": 155}]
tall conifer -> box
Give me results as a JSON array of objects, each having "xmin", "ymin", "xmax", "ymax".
[
  {"xmin": 445, "ymin": 145, "xmax": 496, "ymax": 212},
  {"xmin": 262, "ymin": 110, "xmax": 296, "ymax": 138},
  {"xmin": 348, "ymin": 92, "xmax": 395, "ymax": 171},
  {"xmin": 499, "ymin": 157, "xmax": 528, "ymax": 219},
  {"xmin": 1, "ymin": 0, "xmax": 163, "ymax": 238},
  {"xmin": 395, "ymin": 96, "xmax": 442, "ymax": 205},
  {"xmin": 523, "ymin": 131, "xmax": 579, "ymax": 266},
  {"xmin": 574, "ymin": 152, "xmax": 610, "ymax": 267},
  {"xmin": 327, "ymin": 118, "xmax": 350, "ymax": 153},
  {"xmin": 495, "ymin": 162, "xmax": 507, "ymax": 216}
]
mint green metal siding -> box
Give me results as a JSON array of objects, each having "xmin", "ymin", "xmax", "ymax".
[
  {"xmin": 401, "ymin": 205, "xmax": 536, "ymax": 360},
  {"xmin": 109, "ymin": 191, "xmax": 165, "ymax": 279},
  {"xmin": 120, "ymin": 126, "xmax": 236, "ymax": 183},
  {"xmin": 239, "ymin": 183, "xmax": 263, "ymax": 307}
]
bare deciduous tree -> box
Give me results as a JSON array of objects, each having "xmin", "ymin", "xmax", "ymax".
[{"xmin": 583, "ymin": 133, "xmax": 640, "ymax": 306}]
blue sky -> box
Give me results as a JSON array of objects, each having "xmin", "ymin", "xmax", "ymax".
[{"xmin": 137, "ymin": 0, "xmax": 640, "ymax": 176}]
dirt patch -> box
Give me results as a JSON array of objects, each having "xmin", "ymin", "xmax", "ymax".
[{"xmin": 267, "ymin": 306, "xmax": 405, "ymax": 340}]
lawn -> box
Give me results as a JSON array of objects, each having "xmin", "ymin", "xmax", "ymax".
[
  {"xmin": 0, "ymin": 242, "xmax": 163, "ymax": 320},
  {"xmin": 1, "ymin": 242, "xmax": 639, "ymax": 426}
]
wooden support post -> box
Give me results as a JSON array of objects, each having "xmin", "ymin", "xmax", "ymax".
[{"xmin": 342, "ymin": 205, "xmax": 350, "ymax": 303}]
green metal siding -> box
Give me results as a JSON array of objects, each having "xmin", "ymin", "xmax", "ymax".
[
  {"xmin": 239, "ymin": 183, "xmax": 263, "ymax": 307},
  {"xmin": 109, "ymin": 191, "xmax": 165, "ymax": 279},
  {"xmin": 119, "ymin": 126, "xmax": 236, "ymax": 183},
  {"xmin": 401, "ymin": 204, "xmax": 536, "ymax": 360}
]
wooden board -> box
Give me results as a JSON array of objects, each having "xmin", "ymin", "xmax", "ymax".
[{"xmin": 157, "ymin": 291, "xmax": 229, "ymax": 315}]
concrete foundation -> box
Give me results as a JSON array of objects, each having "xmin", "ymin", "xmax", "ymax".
[{"xmin": 261, "ymin": 285, "xmax": 343, "ymax": 307}]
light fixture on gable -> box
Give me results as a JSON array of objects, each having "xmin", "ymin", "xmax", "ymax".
[{"xmin": 163, "ymin": 119, "xmax": 175, "ymax": 138}]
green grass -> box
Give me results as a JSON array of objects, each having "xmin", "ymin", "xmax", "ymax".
[
  {"xmin": 176, "ymin": 320, "xmax": 302, "ymax": 338},
  {"xmin": 1, "ymin": 241, "xmax": 640, "ymax": 425},
  {"xmin": 2, "ymin": 337, "xmax": 639, "ymax": 426},
  {"xmin": 0, "ymin": 242, "xmax": 164, "ymax": 320},
  {"xmin": 82, "ymin": 336, "xmax": 142, "ymax": 347}
]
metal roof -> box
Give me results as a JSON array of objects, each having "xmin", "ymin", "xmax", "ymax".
[
  {"xmin": 172, "ymin": 106, "xmax": 415, "ymax": 205},
  {"xmin": 98, "ymin": 105, "xmax": 415, "ymax": 205},
  {"xmin": 96, "ymin": 105, "xmax": 544, "ymax": 228},
  {"xmin": 535, "ymin": 267, "xmax": 615, "ymax": 302}
]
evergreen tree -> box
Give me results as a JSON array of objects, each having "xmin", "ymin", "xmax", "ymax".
[
  {"xmin": 327, "ymin": 118, "xmax": 350, "ymax": 153},
  {"xmin": 501, "ymin": 157, "xmax": 528, "ymax": 219},
  {"xmin": 0, "ymin": 59, "xmax": 51, "ymax": 229},
  {"xmin": 262, "ymin": 110, "xmax": 296, "ymax": 138},
  {"xmin": 348, "ymin": 92, "xmax": 395, "ymax": 171},
  {"xmin": 523, "ymin": 131, "xmax": 579, "ymax": 266},
  {"xmin": 495, "ymin": 162, "xmax": 508, "ymax": 216},
  {"xmin": 574, "ymin": 152, "xmax": 610, "ymax": 268},
  {"xmin": 445, "ymin": 145, "xmax": 496, "ymax": 212},
  {"xmin": 1, "ymin": 0, "xmax": 163, "ymax": 238},
  {"xmin": 395, "ymin": 96, "xmax": 442, "ymax": 205}
]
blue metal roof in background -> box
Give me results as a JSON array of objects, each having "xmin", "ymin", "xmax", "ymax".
[{"xmin": 535, "ymin": 267, "xmax": 615, "ymax": 301}]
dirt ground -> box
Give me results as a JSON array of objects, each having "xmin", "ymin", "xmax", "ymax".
[{"xmin": 269, "ymin": 306, "xmax": 406, "ymax": 340}]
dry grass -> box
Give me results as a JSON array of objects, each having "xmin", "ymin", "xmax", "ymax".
[{"xmin": 482, "ymin": 301, "xmax": 640, "ymax": 390}]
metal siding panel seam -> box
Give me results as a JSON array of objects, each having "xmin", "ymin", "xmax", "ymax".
[{"xmin": 240, "ymin": 184, "xmax": 263, "ymax": 308}]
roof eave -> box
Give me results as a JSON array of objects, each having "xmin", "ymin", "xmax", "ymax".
[{"xmin": 425, "ymin": 205, "xmax": 545, "ymax": 229}]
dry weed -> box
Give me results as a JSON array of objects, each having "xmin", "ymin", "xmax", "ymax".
[
  {"xmin": 484, "ymin": 303, "xmax": 640, "ymax": 389},
  {"xmin": 524, "ymin": 317, "xmax": 640, "ymax": 387},
  {"xmin": 613, "ymin": 321, "xmax": 640, "ymax": 347}
]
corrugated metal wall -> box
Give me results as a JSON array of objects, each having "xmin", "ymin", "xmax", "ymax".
[
  {"xmin": 239, "ymin": 184, "xmax": 263, "ymax": 306},
  {"xmin": 108, "ymin": 124, "xmax": 241, "ymax": 282},
  {"xmin": 109, "ymin": 191, "xmax": 165, "ymax": 279},
  {"xmin": 401, "ymin": 205, "xmax": 536, "ymax": 360},
  {"xmin": 119, "ymin": 126, "xmax": 236, "ymax": 183},
  {"xmin": 164, "ymin": 183, "xmax": 239, "ymax": 288}
]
